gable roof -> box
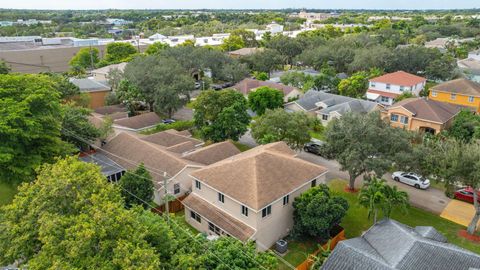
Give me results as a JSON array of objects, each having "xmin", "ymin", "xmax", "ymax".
[
  {"xmin": 142, "ymin": 129, "xmax": 203, "ymax": 148},
  {"xmin": 94, "ymin": 104, "xmax": 128, "ymax": 115},
  {"xmin": 431, "ymin": 78, "xmax": 480, "ymax": 97},
  {"xmin": 99, "ymin": 132, "xmax": 194, "ymax": 187},
  {"xmin": 70, "ymin": 78, "xmax": 110, "ymax": 92},
  {"xmin": 388, "ymin": 98, "xmax": 462, "ymax": 124},
  {"xmin": 293, "ymin": 90, "xmax": 380, "ymax": 115},
  {"xmin": 182, "ymin": 141, "xmax": 241, "ymax": 165},
  {"xmin": 190, "ymin": 142, "xmax": 327, "ymax": 210},
  {"xmin": 369, "ymin": 71, "xmax": 426, "ymax": 86},
  {"xmin": 91, "ymin": 62, "xmax": 127, "ymax": 76},
  {"xmin": 228, "ymin": 47, "xmax": 263, "ymax": 56},
  {"xmin": 322, "ymin": 219, "xmax": 480, "ymax": 270},
  {"xmin": 232, "ymin": 78, "xmax": 299, "ymax": 96},
  {"xmin": 113, "ymin": 112, "xmax": 161, "ymax": 131}
]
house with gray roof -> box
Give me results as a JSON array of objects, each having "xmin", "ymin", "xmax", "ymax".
[
  {"xmin": 285, "ymin": 90, "xmax": 383, "ymax": 125},
  {"xmin": 322, "ymin": 219, "xmax": 480, "ymax": 270}
]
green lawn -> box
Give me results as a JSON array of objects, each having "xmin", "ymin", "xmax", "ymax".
[
  {"xmin": 309, "ymin": 130, "xmax": 325, "ymax": 141},
  {"xmin": 277, "ymin": 238, "xmax": 318, "ymax": 270},
  {"xmin": 328, "ymin": 179, "xmax": 480, "ymax": 254},
  {"xmin": 0, "ymin": 182, "xmax": 17, "ymax": 206}
]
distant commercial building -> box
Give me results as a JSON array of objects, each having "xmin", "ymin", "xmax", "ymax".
[{"xmin": 295, "ymin": 11, "xmax": 336, "ymax": 21}]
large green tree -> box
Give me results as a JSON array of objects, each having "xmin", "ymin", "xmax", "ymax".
[
  {"xmin": 119, "ymin": 163, "xmax": 154, "ymax": 209},
  {"xmin": 0, "ymin": 60, "xmax": 10, "ymax": 74},
  {"xmin": 145, "ymin": 42, "xmax": 169, "ymax": 55},
  {"xmin": 124, "ymin": 55, "xmax": 195, "ymax": 117},
  {"xmin": 448, "ymin": 110, "xmax": 480, "ymax": 142},
  {"xmin": 104, "ymin": 42, "xmax": 138, "ymax": 64},
  {"xmin": 193, "ymin": 90, "xmax": 250, "ymax": 142},
  {"xmin": 69, "ymin": 47, "xmax": 99, "ymax": 70},
  {"xmin": 0, "ymin": 74, "xmax": 73, "ymax": 183},
  {"xmin": 61, "ymin": 104, "xmax": 100, "ymax": 150},
  {"xmin": 0, "ymin": 157, "xmax": 161, "ymax": 269},
  {"xmin": 323, "ymin": 112, "xmax": 412, "ymax": 190},
  {"xmin": 248, "ymin": 86, "xmax": 284, "ymax": 115},
  {"xmin": 292, "ymin": 184, "xmax": 349, "ymax": 240},
  {"xmin": 251, "ymin": 108, "xmax": 311, "ymax": 150}
]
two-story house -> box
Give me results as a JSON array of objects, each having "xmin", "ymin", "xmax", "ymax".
[
  {"xmin": 366, "ymin": 71, "xmax": 427, "ymax": 106},
  {"xmin": 429, "ymin": 78, "xmax": 480, "ymax": 112},
  {"xmin": 381, "ymin": 98, "xmax": 462, "ymax": 134},
  {"xmin": 183, "ymin": 142, "xmax": 328, "ymax": 251}
]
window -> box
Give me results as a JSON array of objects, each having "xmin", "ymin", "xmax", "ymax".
[
  {"xmin": 218, "ymin": 192, "xmax": 225, "ymax": 203},
  {"xmin": 190, "ymin": 210, "xmax": 201, "ymax": 223},
  {"xmin": 241, "ymin": 205, "xmax": 249, "ymax": 217},
  {"xmin": 283, "ymin": 195, "xmax": 290, "ymax": 205},
  {"xmin": 173, "ymin": 183, "xmax": 180, "ymax": 194},
  {"xmin": 400, "ymin": 116, "xmax": 409, "ymax": 124},
  {"xmin": 195, "ymin": 180, "xmax": 201, "ymax": 190},
  {"xmin": 451, "ymin": 93, "xmax": 456, "ymax": 100},
  {"xmin": 381, "ymin": 96, "xmax": 390, "ymax": 103},
  {"xmin": 311, "ymin": 179, "xmax": 317, "ymax": 187},
  {"xmin": 469, "ymin": 96, "xmax": 475, "ymax": 103},
  {"xmin": 322, "ymin": 114, "xmax": 329, "ymax": 121},
  {"xmin": 262, "ymin": 205, "xmax": 272, "ymax": 218},
  {"xmin": 386, "ymin": 84, "xmax": 391, "ymax": 90},
  {"xmin": 390, "ymin": 114, "xmax": 399, "ymax": 122},
  {"xmin": 371, "ymin": 82, "xmax": 376, "ymax": 87},
  {"xmin": 208, "ymin": 222, "xmax": 222, "ymax": 235},
  {"xmin": 400, "ymin": 86, "xmax": 405, "ymax": 92},
  {"xmin": 431, "ymin": 91, "xmax": 437, "ymax": 97}
]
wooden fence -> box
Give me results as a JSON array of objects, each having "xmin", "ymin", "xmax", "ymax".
[
  {"xmin": 295, "ymin": 229, "xmax": 345, "ymax": 270},
  {"xmin": 152, "ymin": 194, "xmax": 187, "ymax": 214}
]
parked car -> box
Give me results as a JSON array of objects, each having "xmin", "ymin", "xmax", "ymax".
[
  {"xmin": 303, "ymin": 141, "xmax": 323, "ymax": 155},
  {"xmin": 392, "ymin": 172, "xmax": 430, "ymax": 189},
  {"xmin": 162, "ymin": 119, "xmax": 176, "ymax": 124},
  {"xmin": 454, "ymin": 187, "xmax": 480, "ymax": 204}
]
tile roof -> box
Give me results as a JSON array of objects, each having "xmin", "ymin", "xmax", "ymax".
[
  {"xmin": 322, "ymin": 219, "xmax": 480, "ymax": 270},
  {"xmin": 431, "ymin": 78, "xmax": 480, "ymax": 97},
  {"xmin": 182, "ymin": 141, "xmax": 241, "ymax": 165},
  {"xmin": 388, "ymin": 98, "xmax": 462, "ymax": 123},
  {"xmin": 190, "ymin": 142, "xmax": 328, "ymax": 210},
  {"xmin": 183, "ymin": 193, "xmax": 255, "ymax": 241},
  {"xmin": 70, "ymin": 78, "xmax": 111, "ymax": 92},
  {"xmin": 114, "ymin": 112, "xmax": 161, "ymax": 131},
  {"xmin": 232, "ymin": 78, "xmax": 299, "ymax": 96},
  {"xmin": 370, "ymin": 71, "xmax": 426, "ymax": 86},
  {"xmin": 142, "ymin": 129, "xmax": 203, "ymax": 148},
  {"xmin": 367, "ymin": 89, "xmax": 400, "ymax": 99},
  {"xmin": 99, "ymin": 132, "xmax": 193, "ymax": 186}
]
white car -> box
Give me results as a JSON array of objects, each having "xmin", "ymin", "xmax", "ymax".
[{"xmin": 392, "ymin": 172, "xmax": 430, "ymax": 189}]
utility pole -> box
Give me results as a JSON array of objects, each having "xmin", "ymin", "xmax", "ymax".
[{"xmin": 163, "ymin": 172, "xmax": 169, "ymax": 222}]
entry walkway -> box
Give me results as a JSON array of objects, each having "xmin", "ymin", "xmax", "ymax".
[{"xmin": 440, "ymin": 200, "xmax": 480, "ymax": 227}]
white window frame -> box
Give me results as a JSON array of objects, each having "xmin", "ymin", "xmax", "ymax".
[
  {"xmin": 390, "ymin": 114, "xmax": 399, "ymax": 122},
  {"xmin": 195, "ymin": 180, "xmax": 201, "ymax": 190},
  {"xmin": 190, "ymin": 210, "xmax": 201, "ymax": 223},
  {"xmin": 469, "ymin": 96, "xmax": 474, "ymax": 103},
  {"xmin": 386, "ymin": 84, "xmax": 391, "ymax": 90},
  {"xmin": 241, "ymin": 205, "xmax": 249, "ymax": 217},
  {"xmin": 283, "ymin": 195, "xmax": 290, "ymax": 206},
  {"xmin": 400, "ymin": 115, "xmax": 409, "ymax": 124},
  {"xmin": 322, "ymin": 114, "xmax": 329, "ymax": 121},
  {"xmin": 262, "ymin": 205, "xmax": 272, "ymax": 218},
  {"xmin": 173, "ymin": 183, "xmax": 180, "ymax": 194},
  {"xmin": 431, "ymin": 91, "xmax": 437, "ymax": 97},
  {"xmin": 218, "ymin": 192, "xmax": 225, "ymax": 203}
]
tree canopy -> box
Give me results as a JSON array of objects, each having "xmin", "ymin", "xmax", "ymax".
[
  {"xmin": 251, "ymin": 108, "xmax": 312, "ymax": 150},
  {"xmin": 248, "ymin": 86, "xmax": 284, "ymax": 115},
  {"xmin": 193, "ymin": 89, "xmax": 250, "ymax": 142},
  {"xmin": 69, "ymin": 47, "xmax": 99, "ymax": 70},
  {"xmin": 60, "ymin": 104, "xmax": 100, "ymax": 150},
  {"xmin": 119, "ymin": 163, "xmax": 154, "ymax": 209}
]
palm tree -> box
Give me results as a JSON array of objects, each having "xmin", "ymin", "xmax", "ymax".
[
  {"xmin": 381, "ymin": 184, "xmax": 409, "ymax": 219},
  {"xmin": 358, "ymin": 177, "xmax": 386, "ymax": 224}
]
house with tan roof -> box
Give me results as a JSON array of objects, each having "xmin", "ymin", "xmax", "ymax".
[
  {"xmin": 96, "ymin": 131, "xmax": 241, "ymax": 205},
  {"xmin": 91, "ymin": 62, "xmax": 127, "ymax": 81},
  {"xmin": 366, "ymin": 71, "xmax": 427, "ymax": 106},
  {"xmin": 381, "ymin": 97, "xmax": 463, "ymax": 134},
  {"xmin": 113, "ymin": 112, "xmax": 162, "ymax": 132},
  {"xmin": 183, "ymin": 142, "xmax": 328, "ymax": 251},
  {"xmin": 227, "ymin": 47, "xmax": 263, "ymax": 58},
  {"xmin": 429, "ymin": 78, "xmax": 480, "ymax": 112},
  {"xmin": 232, "ymin": 78, "xmax": 302, "ymax": 103}
]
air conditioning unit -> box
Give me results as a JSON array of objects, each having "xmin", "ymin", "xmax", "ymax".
[{"xmin": 275, "ymin": 239, "xmax": 288, "ymax": 254}]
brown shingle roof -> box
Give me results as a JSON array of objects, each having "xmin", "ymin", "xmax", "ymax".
[
  {"xmin": 165, "ymin": 141, "xmax": 197, "ymax": 154},
  {"xmin": 94, "ymin": 104, "xmax": 127, "ymax": 115},
  {"xmin": 228, "ymin": 47, "xmax": 263, "ymax": 57},
  {"xmin": 232, "ymin": 78, "xmax": 298, "ymax": 96},
  {"xmin": 370, "ymin": 71, "xmax": 426, "ymax": 86},
  {"xmin": 142, "ymin": 129, "xmax": 203, "ymax": 148},
  {"xmin": 389, "ymin": 98, "xmax": 462, "ymax": 123},
  {"xmin": 190, "ymin": 142, "xmax": 328, "ymax": 210},
  {"xmin": 183, "ymin": 193, "xmax": 255, "ymax": 241},
  {"xmin": 431, "ymin": 78, "xmax": 480, "ymax": 97},
  {"xmin": 100, "ymin": 132, "xmax": 192, "ymax": 186},
  {"xmin": 183, "ymin": 141, "xmax": 241, "ymax": 165},
  {"xmin": 114, "ymin": 112, "xmax": 161, "ymax": 131}
]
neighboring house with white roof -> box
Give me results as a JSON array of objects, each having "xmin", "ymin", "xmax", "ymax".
[
  {"xmin": 285, "ymin": 90, "xmax": 382, "ymax": 126},
  {"xmin": 183, "ymin": 142, "xmax": 328, "ymax": 251},
  {"xmin": 366, "ymin": 71, "xmax": 427, "ymax": 106}
]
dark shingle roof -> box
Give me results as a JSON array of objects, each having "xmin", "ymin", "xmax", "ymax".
[
  {"xmin": 322, "ymin": 219, "xmax": 480, "ymax": 270},
  {"xmin": 431, "ymin": 78, "xmax": 480, "ymax": 97},
  {"xmin": 389, "ymin": 98, "xmax": 462, "ymax": 124}
]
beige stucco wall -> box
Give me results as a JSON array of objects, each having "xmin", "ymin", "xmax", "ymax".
[
  {"xmin": 284, "ymin": 89, "xmax": 302, "ymax": 103},
  {"xmin": 186, "ymin": 173, "xmax": 326, "ymax": 251},
  {"xmin": 154, "ymin": 166, "xmax": 201, "ymax": 205},
  {"xmin": 381, "ymin": 107, "xmax": 446, "ymax": 134}
]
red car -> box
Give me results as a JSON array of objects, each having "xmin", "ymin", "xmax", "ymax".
[{"xmin": 454, "ymin": 187, "xmax": 480, "ymax": 204}]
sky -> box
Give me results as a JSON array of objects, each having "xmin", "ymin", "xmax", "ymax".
[{"xmin": 0, "ymin": 0, "xmax": 479, "ymax": 10}]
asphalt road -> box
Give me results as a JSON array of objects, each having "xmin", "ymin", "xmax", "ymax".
[{"xmin": 239, "ymin": 132, "xmax": 450, "ymax": 215}]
